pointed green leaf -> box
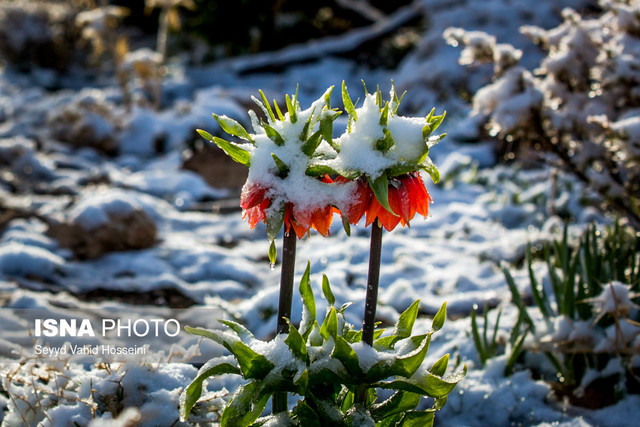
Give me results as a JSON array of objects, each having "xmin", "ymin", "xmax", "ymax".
[
  {"xmin": 320, "ymin": 110, "xmax": 341, "ymax": 151},
  {"xmin": 273, "ymin": 99, "xmax": 285, "ymax": 121},
  {"xmin": 220, "ymin": 381, "xmax": 270, "ymax": 427},
  {"xmin": 368, "ymin": 174, "xmax": 396, "ymax": 216},
  {"xmin": 397, "ymin": 300, "xmax": 421, "ymax": 339},
  {"xmin": 332, "ymin": 335, "xmax": 362, "ymax": 376},
  {"xmin": 196, "ymin": 128, "xmax": 215, "ymax": 141},
  {"xmin": 293, "ymin": 370, "xmax": 310, "ymax": 396},
  {"xmin": 299, "ymin": 262, "xmax": 316, "ymax": 337},
  {"xmin": 342, "ymin": 81, "xmax": 357, "ymax": 128},
  {"xmin": 430, "ymin": 354, "xmax": 449, "ymax": 377},
  {"xmin": 258, "ymin": 89, "xmax": 276, "ymax": 123},
  {"xmin": 431, "ymin": 302, "xmax": 447, "ymax": 331},
  {"xmin": 428, "ymin": 111, "xmax": 446, "ymax": 133},
  {"xmin": 301, "ymin": 130, "xmax": 322, "ymax": 156},
  {"xmin": 397, "ymin": 411, "xmax": 434, "ymax": 427},
  {"xmin": 470, "ymin": 307, "xmax": 487, "ymax": 365},
  {"xmin": 380, "ymin": 102, "xmax": 390, "ymax": 126},
  {"xmin": 184, "ymin": 325, "xmax": 224, "ymax": 345},
  {"xmin": 341, "ymin": 215, "xmax": 351, "ymax": 236},
  {"xmin": 263, "ymin": 122, "xmax": 285, "ymax": 145},
  {"xmin": 219, "ymin": 319, "xmax": 254, "ymax": 344},
  {"xmin": 206, "ymin": 136, "xmax": 251, "ymax": 166},
  {"xmin": 322, "ymin": 274, "xmax": 335, "ymax": 306},
  {"xmin": 180, "ymin": 357, "xmax": 241, "ymax": 421},
  {"xmin": 268, "ymin": 240, "xmax": 277, "ymax": 265},
  {"xmin": 212, "ymin": 114, "xmax": 254, "ymax": 143},
  {"xmin": 420, "ymin": 156, "xmax": 440, "ymax": 184},
  {"xmin": 293, "ymin": 398, "xmax": 320, "ymax": 426},
  {"xmin": 286, "ymin": 94, "xmax": 298, "ymax": 123},
  {"xmin": 376, "ymin": 128, "xmax": 395, "ymax": 153},
  {"xmin": 271, "ymin": 153, "xmax": 290, "ymax": 178},
  {"xmin": 299, "ymin": 107, "xmax": 316, "ymax": 141},
  {"xmin": 285, "ymin": 319, "xmax": 308, "ymax": 361},
  {"xmin": 370, "ymin": 391, "xmax": 421, "ymax": 422},
  {"xmin": 320, "ymin": 307, "xmax": 338, "ymax": 340}
]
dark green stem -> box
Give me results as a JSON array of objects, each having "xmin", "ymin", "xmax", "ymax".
[
  {"xmin": 273, "ymin": 230, "xmax": 297, "ymax": 413},
  {"xmin": 362, "ymin": 222, "xmax": 383, "ymax": 346}
]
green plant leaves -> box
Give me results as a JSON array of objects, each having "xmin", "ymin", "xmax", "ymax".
[
  {"xmin": 180, "ymin": 357, "xmax": 241, "ymax": 421},
  {"xmin": 368, "ymin": 174, "xmax": 396, "ymax": 216},
  {"xmin": 432, "ymin": 302, "xmax": 447, "ymax": 332},
  {"xmin": 196, "ymin": 131, "xmax": 251, "ymax": 166},
  {"xmin": 212, "ymin": 114, "xmax": 254, "ymax": 143},
  {"xmin": 221, "ymin": 381, "xmax": 270, "ymax": 427}
]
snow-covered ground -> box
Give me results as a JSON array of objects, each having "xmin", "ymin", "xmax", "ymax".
[{"xmin": 1, "ymin": 0, "xmax": 638, "ymax": 425}]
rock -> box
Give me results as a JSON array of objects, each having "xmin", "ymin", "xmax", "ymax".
[{"xmin": 47, "ymin": 191, "xmax": 157, "ymax": 259}]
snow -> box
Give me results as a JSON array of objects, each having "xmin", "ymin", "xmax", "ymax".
[{"xmin": 0, "ymin": 0, "xmax": 638, "ymax": 426}]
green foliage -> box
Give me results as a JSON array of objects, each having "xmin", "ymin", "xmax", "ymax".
[
  {"xmin": 181, "ymin": 265, "xmax": 465, "ymax": 425},
  {"xmin": 478, "ymin": 220, "xmax": 640, "ymax": 402}
]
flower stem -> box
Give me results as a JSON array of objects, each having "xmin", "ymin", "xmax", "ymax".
[
  {"xmin": 273, "ymin": 230, "xmax": 297, "ymax": 414},
  {"xmin": 362, "ymin": 222, "xmax": 383, "ymax": 346}
]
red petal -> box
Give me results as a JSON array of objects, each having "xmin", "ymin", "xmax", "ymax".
[
  {"xmin": 285, "ymin": 204, "xmax": 308, "ymax": 239},
  {"xmin": 245, "ymin": 198, "xmax": 270, "ymax": 228},
  {"xmin": 311, "ymin": 205, "xmax": 333, "ymax": 236},
  {"xmin": 390, "ymin": 178, "xmax": 412, "ymax": 225},
  {"xmin": 347, "ymin": 180, "xmax": 372, "ymax": 225},
  {"xmin": 241, "ymin": 184, "xmax": 268, "ymax": 210}
]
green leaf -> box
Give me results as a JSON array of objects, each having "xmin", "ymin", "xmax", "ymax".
[
  {"xmin": 299, "ymin": 107, "xmax": 316, "ymax": 141},
  {"xmin": 285, "ymin": 319, "xmax": 308, "ymax": 362},
  {"xmin": 268, "ymin": 240, "xmax": 277, "ymax": 265},
  {"xmin": 219, "ymin": 319, "xmax": 254, "ymax": 344},
  {"xmin": 322, "ymin": 274, "xmax": 336, "ymax": 306},
  {"xmin": 184, "ymin": 325, "xmax": 224, "ymax": 345},
  {"xmin": 470, "ymin": 307, "xmax": 486, "ymax": 365},
  {"xmin": 370, "ymin": 391, "xmax": 421, "ymax": 422},
  {"xmin": 504, "ymin": 328, "xmax": 528, "ymax": 376},
  {"xmin": 342, "ymin": 81, "xmax": 357, "ymax": 130},
  {"xmin": 258, "ymin": 89, "xmax": 276, "ymax": 123},
  {"xmin": 332, "ymin": 335, "xmax": 362, "ymax": 376},
  {"xmin": 293, "ymin": 399, "xmax": 320, "ymax": 427},
  {"xmin": 368, "ymin": 174, "xmax": 396, "ymax": 216},
  {"xmin": 226, "ymin": 340, "xmax": 274, "ymax": 379},
  {"xmin": 431, "ymin": 302, "xmax": 447, "ymax": 332},
  {"xmin": 263, "ymin": 122, "xmax": 285, "ymax": 146},
  {"xmin": 301, "ymin": 130, "xmax": 322, "ymax": 156},
  {"xmin": 428, "ymin": 111, "xmax": 446, "ymax": 132},
  {"xmin": 430, "ymin": 354, "xmax": 449, "ymax": 377},
  {"xmin": 375, "ymin": 128, "xmax": 395, "ymax": 153},
  {"xmin": 212, "ymin": 114, "xmax": 254, "ymax": 143},
  {"xmin": 368, "ymin": 334, "xmax": 431, "ymax": 381},
  {"xmin": 527, "ymin": 248, "xmax": 551, "ymax": 320},
  {"xmin": 320, "ymin": 307, "xmax": 338, "ymax": 340},
  {"xmin": 196, "ymin": 128, "xmax": 214, "ymax": 141},
  {"xmin": 375, "ymin": 366, "xmax": 465, "ymax": 400},
  {"xmin": 398, "ymin": 411, "xmax": 435, "ymax": 427},
  {"xmin": 220, "ymin": 381, "xmax": 270, "ymax": 427},
  {"xmin": 420, "ymin": 156, "xmax": 440, "ymax": 184},
  {"xmin": 320, "ymin": 110, "xmax": 341, "ymax": 151},
  {"xmin": 501, "ymin": 262, "xmax": 536, "ymax": 333},
  {"xmin": 299, "ymin": 262, "xmax": 316, "ymax": 336},
  {"xmin": 266, "ymin": 205, "xmax": 285, "ymax": 243},
  {"xmin": 180, "ymin": 357, "xmax": 241, "ymax": 421},
  {"xmin": 380, "ymin": 102, "xmax": 390, "ymax": 126},
  {"xmin": 293, "ymin": 369, "xmax": 309, "ymax": 395},
  {"xmin": 207, "ymin": 136, "xmax": 251, "ymax": 166},
  {"xmin": 286, "ymin": 94, "xmax": 298, "ymax": 123},
  {"xmin": 273, "ymin": 99, "xmax": 285, "ymax": 121},
  {"xmin": 271, "ymin": 153, "xmax": 290, "ymax": 178},
  {"xmin": 397, "ymin": 300, "xmax": 421, "ymax": 339}
]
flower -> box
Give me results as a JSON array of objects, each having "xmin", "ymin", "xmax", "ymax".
[
  {"xmin": 240, "ymin": 181, "xmax": 337, "ymax": 239},
  {"xmin": 364, "ymin": 172, "xmax": 432, "ymax": 231}
]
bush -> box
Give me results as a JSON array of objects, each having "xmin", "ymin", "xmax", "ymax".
[{"xmin": 446, "ymin": 1, "xmax": 640, "ymax": 228}]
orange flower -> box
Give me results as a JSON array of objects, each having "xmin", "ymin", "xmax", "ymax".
[
  {"xmin": 365, "ymin": 172, "xmax": 432, "ymax": 231},
  {"xmin": 240, "ymin": 181, "xmax": 337, "ymax": 238}
]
